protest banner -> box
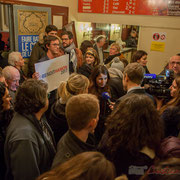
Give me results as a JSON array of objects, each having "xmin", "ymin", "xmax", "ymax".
[{"xmin": 35, "ymin": 54, "xmax": 69, "ymax": 92}]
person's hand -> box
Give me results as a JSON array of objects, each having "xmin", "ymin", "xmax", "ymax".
[
  {"xmin": 32, "ymin": 72, "xmax": 39, "ymax": 80},
  {"xmin": 109, "ymin": 101, "xmax": 115, "ymax": 111}
]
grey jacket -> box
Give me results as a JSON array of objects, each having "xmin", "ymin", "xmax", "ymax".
[
  {"xmin": 52, "ymin": 130, "xmax": 96, "ymax": 168},
  {"xmin": 4, "ymin": 113, "xmax": 56, "ymax": 180}
]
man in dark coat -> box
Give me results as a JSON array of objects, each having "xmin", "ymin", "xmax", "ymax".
[
  {"xmin": 28, "ymin": 25, "xmax": 58, "ymax": 77},
  {"xmin": 4, "ymin": 79, "xmax": 56, "ymax": 180}
]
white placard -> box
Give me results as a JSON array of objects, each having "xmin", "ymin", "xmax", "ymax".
[{"xmin": 35, "ymin": 55, "xmax": 69, "ymax": 92}]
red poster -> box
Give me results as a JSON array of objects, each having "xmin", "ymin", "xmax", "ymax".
[{"xmin": 78, "ymin": 0, "xmax": 180, "ymax": 16}]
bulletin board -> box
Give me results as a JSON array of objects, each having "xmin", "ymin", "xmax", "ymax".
[{"xmin": 78, "ymin": 0, "xmax": 180, "ymax": 16}]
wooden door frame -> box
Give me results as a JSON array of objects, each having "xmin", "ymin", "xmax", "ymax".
[{"xmin": 0, "ymin": 0, "xmax": 69, "ymax": 26}]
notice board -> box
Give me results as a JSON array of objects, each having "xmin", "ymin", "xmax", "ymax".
[{"xmin": 78, "ymin": 0, "xmax": 180, "ymax": 16}]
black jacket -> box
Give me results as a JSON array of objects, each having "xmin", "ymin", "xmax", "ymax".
[
  {"xmin": 5, "ymin": 113, "xmax": 56, "ymax": 180},
  {"xmin": 99, "ymin": 132, "xmax": 154, "ymax": 179},
  {"xmin": 78, "ymin": 63, "xmax": 93, "ymax": 78},
  {"xmin": 104, "ymin": 53, "xmax": 122, "ymax": 65},
  {"xmin": 161, "ymin": 106, "xmax": 180, "ymax": 137},
  {"xmin": 52, "ymin": 130, "xmax": 96, "ymax": 168},
  {"xmin": 0, "ymin": 109, "xmax": 13, "ymax": 180},
  {"xmin": 109, "ymin": 77, "xmax": 125, "ymax": 101},
  {"xmin": 49, "ymin": 101, "xmax": 68, "ymax": 144},
  {"xmin": 115, "ymin": 88, "xmax": 154, "ymax": 109}
]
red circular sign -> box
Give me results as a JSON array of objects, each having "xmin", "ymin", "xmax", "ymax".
[
  {"xmin": 160, "ymin": 34, "xmax": 166, "ymax": 40},
  {"xmin": 153, "ymin": 33, "xmax": 160, "ymax": 40}
]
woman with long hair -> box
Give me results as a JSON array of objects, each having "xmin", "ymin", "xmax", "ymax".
[
  {"xmin": 49, "ymin": 73, "xmax": 90, "ymax": 143},
  {"xmin": 89, "ymin": 65, "xmax": 112, "ymax": 143},
  {"xmin": 0, "ymin": 82, "xmax": 13, "ymax": 180},
  {"xmin": 37, "ymin": 151, "xmax": 115, "ymax": 180},
  {"xmin": 159, "ymin": 74, "xmax": 180, "ymax": 137},
  {"xmin": 99, "ymin": 94, "xmax": 164, "ymax": 180}
]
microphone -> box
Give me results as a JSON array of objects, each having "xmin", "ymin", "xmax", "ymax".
[{"xmin": 102, "ymin": 92, "xmax": 111, "ymax": 104}]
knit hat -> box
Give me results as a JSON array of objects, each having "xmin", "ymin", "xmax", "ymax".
[
  {"xmin": 111, "ymin": 57, "xmax": 124, "ymax": 72},
  {"xmin": 108, "ymin": 67, "xmax": 123, "ymax": 79}
]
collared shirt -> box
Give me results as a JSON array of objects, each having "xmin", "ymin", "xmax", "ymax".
[{"xmin": 127, "ymin": 86, "xmax": 143, "ymax": 93}]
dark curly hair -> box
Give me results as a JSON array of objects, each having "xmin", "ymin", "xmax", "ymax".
[
  {"xmin": 80, "ymin": 40, "xmax": 93, "ymax": 55},
  {"xmin": 0, "ymin": 81, "xmax": 6, "ymax": 110},
  {"xmin": 45, "ymin": 25, "xmax": 58, "ymax": 34},
  {"xmin": 131, "ymin": 50, "xmax": 147, "ymax": 63},
  {"xmin": 14, "ymin": 79, "xmax": 48, "ymax": 114},
  {"xmin": 105, "ymin": 94, "xmax": 164, "ymax": 155}
]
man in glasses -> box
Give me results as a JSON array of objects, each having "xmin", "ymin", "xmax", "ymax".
[
  {"xmin": 38, "ymin": 35, "xmax": 61, "ymax": 63},
  {"xmin": 28, "ymin": 25, "xmax": 58, "ymax": 77},
  {"xmin": 169, "ymin": 54, "xmax": 180, "ymax": 75},
  {"xmin": 60, "ymin": 31, "xmax": 83, "ymax": 73}
]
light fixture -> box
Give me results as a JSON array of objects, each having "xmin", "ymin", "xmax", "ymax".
[{"xmin": 83, "ymin": 26, "xmax": 92, "ymax": 37}]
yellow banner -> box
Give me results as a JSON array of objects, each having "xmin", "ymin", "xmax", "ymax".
[{"xmin": 150, "ymin": 41, "xmax": 165, "ymax": 52}]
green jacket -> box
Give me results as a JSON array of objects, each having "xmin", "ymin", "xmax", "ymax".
[{"xmin": 28, "ymin": 42, "xmax": 46, "ymax": 77}]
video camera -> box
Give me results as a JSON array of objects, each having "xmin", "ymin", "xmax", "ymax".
[{"xmin": 142, "ymin": 69, "xmax": 174, "ymax": 99}]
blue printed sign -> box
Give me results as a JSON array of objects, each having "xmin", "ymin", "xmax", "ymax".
[{"xmin": 18, "ymin": 35, "xmax": 39, "ymax": 58}]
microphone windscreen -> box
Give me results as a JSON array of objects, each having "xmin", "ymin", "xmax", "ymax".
[{"xmin": 102, "ymin": 92, "xmax": 110, "ymax": 100}]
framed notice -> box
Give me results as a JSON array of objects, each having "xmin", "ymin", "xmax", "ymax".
[
  {"xmin": 78, "ymin": 0, "xmax": 180, "ymax": 16},
  {"xmin": 13, "ymin": 5, "xmax": 51, "ymax": 58}
]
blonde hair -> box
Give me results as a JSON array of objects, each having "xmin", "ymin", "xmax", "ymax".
[
  {"xmin": 110, "ymin": 43, "xmax": 120, "ymax": 53},
  {"xmin": 36, "ymin": 152, "xmax": 115, "ymax": 180},
  {"xmin": 57, "ymin": 73, "xmax": 89, "ymax": 103}
]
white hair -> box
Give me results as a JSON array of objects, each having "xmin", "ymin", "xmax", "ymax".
[
  {"xmin": 2, "ymin": 66, "xmax": 19, "ymax": 80},
  {"xmin": 96, "ymin": 35, "xmax": 106, "ymax": 43},
  {"xmin": 8, "ymin": 51, "xmax": 21, "ymax": 66}
]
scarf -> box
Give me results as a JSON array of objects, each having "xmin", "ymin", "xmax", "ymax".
[
  {"xmin": 64, "ymin": 43, "xmax": 77, "ymax": 72},
  {"xmin": 104, "ymin": 53, "xmax": 121, "ymax": 65}
]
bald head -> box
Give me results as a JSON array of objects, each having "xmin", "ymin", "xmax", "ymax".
[
  {"xmin": 169, "ymin": 55, "xmax": 180, "ymax": 74},
  {"xmin": 2, "ymin": 66, "xmax": 20, "ymax": 91}
]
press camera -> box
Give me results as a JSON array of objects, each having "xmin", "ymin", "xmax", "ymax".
[{"xmin": 142, "ymin": 70, "xmax": 174, "ymax": 99}]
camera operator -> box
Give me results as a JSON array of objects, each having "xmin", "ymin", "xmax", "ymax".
[
  {"xmin": 160, "ymin": 54, "xmax": 180, "ymax": 75},
  {"xmin": 156, "ymin": 74, "xmax": 180, "ymax": 137}
]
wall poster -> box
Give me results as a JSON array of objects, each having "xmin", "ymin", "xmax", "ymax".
[{"xmin": 13, "ymin": 5, "xmax": 51, "ymax": 58}]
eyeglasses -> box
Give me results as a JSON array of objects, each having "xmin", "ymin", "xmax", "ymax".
[
  {"xmin": 50, "ymin": 43, "xmax": 60, "ymax": 47},
  {"xmin": 170, "ymin": 61, "xmax": 180, "ymax": 66},
  {"xmin": 61, "ymin": 38, "xmax": 69, "ymax": 41}
]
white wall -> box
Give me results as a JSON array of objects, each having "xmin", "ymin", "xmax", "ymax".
[{"xmin": 138, "ymin": 26, "xmax": 180, "ymax": 74}]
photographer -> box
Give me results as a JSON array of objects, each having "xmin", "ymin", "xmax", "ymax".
[{"xmin": 157, "ymin": 74, "xmax": 180, "ymax": 137}]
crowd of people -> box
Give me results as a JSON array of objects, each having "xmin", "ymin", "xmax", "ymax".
[{"xmin": 0, "ymin": 24, "xmax": 180, "ymax": 180}]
